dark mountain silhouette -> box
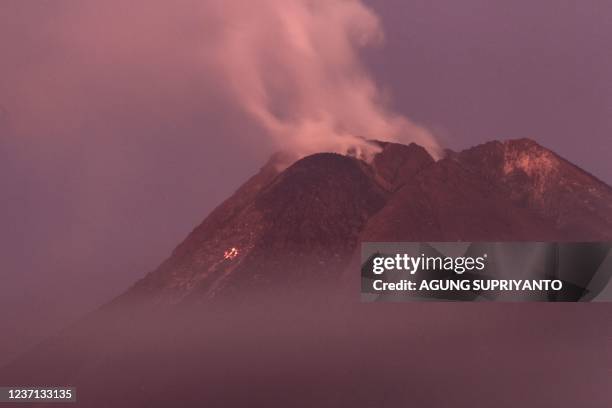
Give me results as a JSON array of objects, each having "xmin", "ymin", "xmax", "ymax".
[
  {"xmin": 127, "ymin": 151, "xmax": 387, "ymax": 303},
  {"xmin": 2, "ymin": 138, "xmax": 611, "ymax": 407},
  {"xmin": 121, "ymin": 137, "xmax": 612, "ymax": 303}
]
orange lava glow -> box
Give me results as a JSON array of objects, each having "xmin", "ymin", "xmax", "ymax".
[{"xmin": 223, "ymin": 247, "xmax": 239, "ymax": 260}]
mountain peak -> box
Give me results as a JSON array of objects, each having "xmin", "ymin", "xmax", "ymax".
[
  {"xmin": 457, "ymin": 138, "xmax": 612, "ymax": 238},
  {"xmin": 371, "ymin": 142, "xmax": 434, "ymax": 189},
  {"xmin": 124, "ymin": 137, "xmax": 611, "ymax": 302},
  {"xmin": 501, "ymin": 140, "xmax": 559, "ymax": 183},
  {"xmin": 458, "ymin": 138, "xmax": 561, "ymax": 180}
]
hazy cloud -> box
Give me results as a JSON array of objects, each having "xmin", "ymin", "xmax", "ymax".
[{"xmin": 201, "ymin": 0, "xmax": 440, "ymax": 158}]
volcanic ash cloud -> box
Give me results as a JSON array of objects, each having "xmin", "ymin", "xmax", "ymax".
[{"xmin": 204, "ymin": 0, "xmax": 440, "ymax": 159}]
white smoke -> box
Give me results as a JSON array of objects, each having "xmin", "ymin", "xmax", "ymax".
[{"xmin": 204, "ymin": 0, "xmax": 440, "ymax": 158}]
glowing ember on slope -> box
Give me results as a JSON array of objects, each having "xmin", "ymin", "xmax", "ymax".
[{"xmin": 223, "ymin": 247, "xmax": 239, "ymax": 260}]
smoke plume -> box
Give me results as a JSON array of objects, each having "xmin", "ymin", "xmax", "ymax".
[{"xmin": 203, "ymin": 0, "xmax": 440, "ymax": 158}]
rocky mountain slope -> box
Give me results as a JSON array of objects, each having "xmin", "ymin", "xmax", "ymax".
[{"xmin": 122, "ymin": 138, "xmax": 612, "ymax": 303}]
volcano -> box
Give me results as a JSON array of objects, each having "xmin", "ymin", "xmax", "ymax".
[
  {"xmin": 121, "ymin": 138, "xmax": 612, "ymax": 303},
  {"xmin": 2, "ymin": 138, "xmax": 611, "ymax": 407}
]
